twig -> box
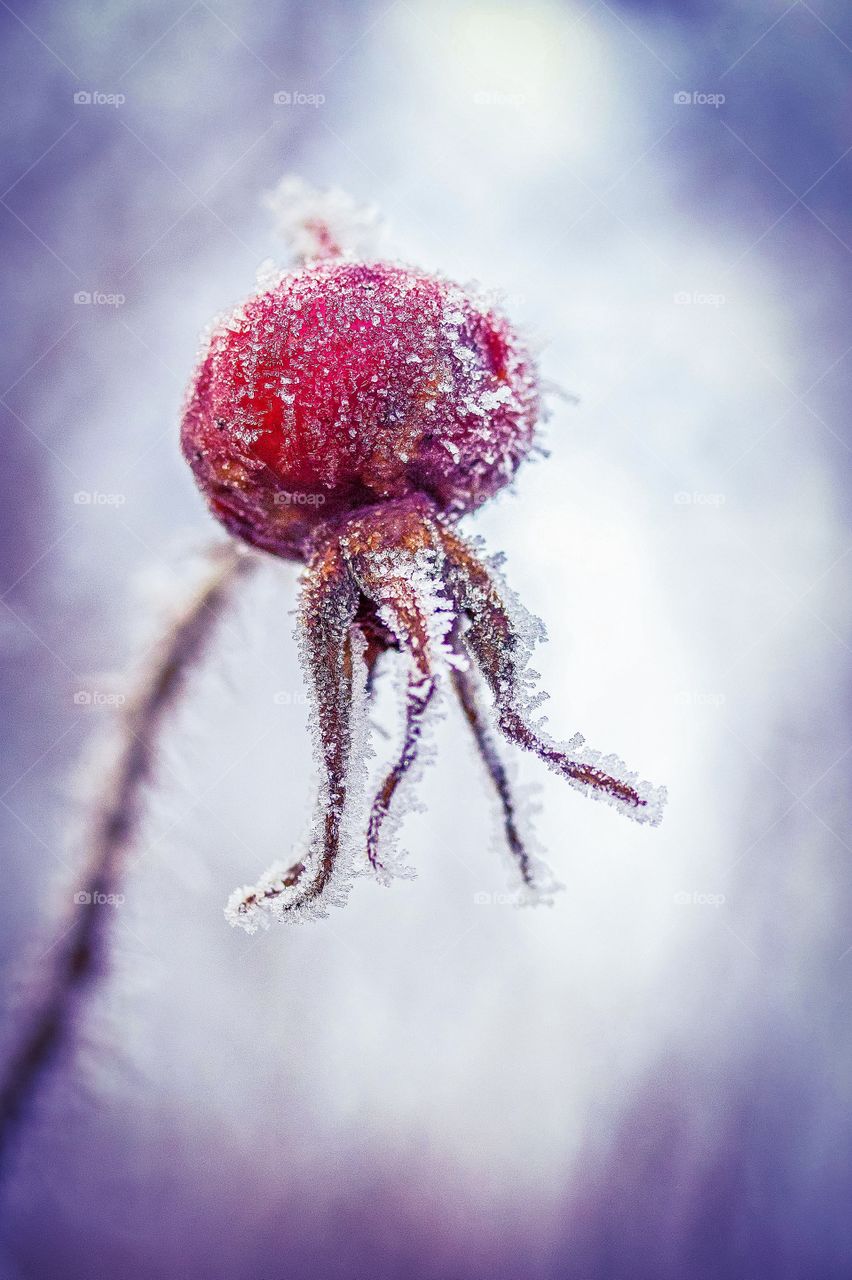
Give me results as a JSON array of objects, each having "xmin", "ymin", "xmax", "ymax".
[{"xmin": 0, "ymin": 542, "xmax": 254, "ymax": 1171}]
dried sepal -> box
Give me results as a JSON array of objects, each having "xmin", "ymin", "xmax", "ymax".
[
  {"xmin": 449, "ymin": 633, "xmax": 556, "ymax": 899},
  {"xmin": 226, "ymin": 541, "xmax": 365, "ymax": 932},
  {"xmin": 437, "ymin": 521, "xmax": 667, "ymax": 826}
]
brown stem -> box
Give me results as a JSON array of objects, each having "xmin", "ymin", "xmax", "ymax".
[{"xmin": 0, "ymin": 543, "xmax": 253, "ymax": 1170}]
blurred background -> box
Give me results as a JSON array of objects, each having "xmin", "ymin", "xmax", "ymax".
[{"xmin": 1, "ymin": 0, "xmax": 851, "ymax": 1275}]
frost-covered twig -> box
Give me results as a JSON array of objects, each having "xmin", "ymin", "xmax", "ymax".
[{"xmin": 0, "ymin": 543, "xmax": 253, "ymax": 1169}]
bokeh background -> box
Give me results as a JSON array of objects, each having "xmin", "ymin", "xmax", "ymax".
[{"xmin": 2, "ymin": 0, "xmax": 851, "ymax": 1275}]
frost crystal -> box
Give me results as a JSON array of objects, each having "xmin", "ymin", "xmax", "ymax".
[{"xmin": 263, "ymin": 175, "xmax": 385, "ymax": 262}]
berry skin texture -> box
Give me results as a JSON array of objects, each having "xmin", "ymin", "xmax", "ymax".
[{"xmin": 181, "ymin": 260, "xmax": 540, "ymax": 560}]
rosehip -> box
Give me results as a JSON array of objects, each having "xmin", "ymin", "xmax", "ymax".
[{"xmin": 181, "ymin": 260, "xmax": 539, "ymax": 559}]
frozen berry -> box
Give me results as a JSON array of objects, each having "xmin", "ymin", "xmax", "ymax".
[{"xmin": 181, "ymin": 260, "xmax": 539, "ymax": 559}]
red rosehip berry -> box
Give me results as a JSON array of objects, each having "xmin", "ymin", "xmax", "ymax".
[{"xmin": 181, "ymin": 260, "xmax": 539, "ymax": 559}]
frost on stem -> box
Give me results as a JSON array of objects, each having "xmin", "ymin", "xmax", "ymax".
[
  {"xmin": 449, "ymin": 634, "xmax": 549, "ymax": 898},
  {"xmin": 225, "ymin": 502, "xmax": 452, "ymax": 932},
  {"xmin": 0, "ymin": 544, "xmax": 253, "ymax": 1167},
  {"xmin": 226, "ymin": 497, "xmax": 666, "ymax": 931},
  {"xmin": 225, "ymin": 540, "xmax": 367, "ymax": 931},
  {"xmin": 263, "ymin": 174, "xmax": 385, "ymax": 263},
  {"xmin": 352, "ymin": 543, "xmax": 450, "ymax": 886}
]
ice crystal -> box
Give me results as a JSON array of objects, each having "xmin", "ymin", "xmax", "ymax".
[{"xmin": 263, "ymin": 174, "xmax": 385, "ymax": 263}]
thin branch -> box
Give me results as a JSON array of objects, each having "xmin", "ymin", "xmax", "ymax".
[{"xmin": 0, "ymin": 542, "xmax": 254, "ymax": 1170}]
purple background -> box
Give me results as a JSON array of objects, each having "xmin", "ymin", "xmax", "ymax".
[{"xmin": 2, "ymin": 0, "xmax": 851, "ymax": 1276}]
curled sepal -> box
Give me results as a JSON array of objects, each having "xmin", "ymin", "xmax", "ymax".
[
  {"xmin": 225, "ymin": 541, "xmax": 366, "ymax": 931},
  {"xmin": 449, "ymin": 638, "xmax": 558, "ymax": 900},
  {"xmin": 225, "ymin": 856, "xmax": 306, "ymax": 934},
  {"xmin": 343, "ymin": 504, "xmax": 453, "ymax": 883},
  {"xmin": 365, "ymin": 664, "xmax": 434, "ymax": 884},
  {"xmin": 437, "ymin": 523, "xmax": 667, "ymax": 828}
]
